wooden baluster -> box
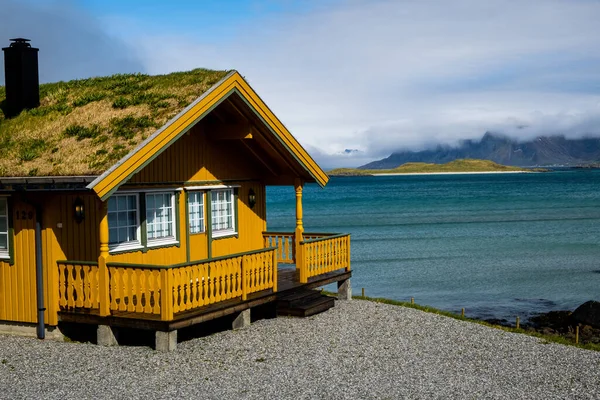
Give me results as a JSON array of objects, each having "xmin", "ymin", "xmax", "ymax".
[
  {"xmin": 109, "ymin": 269, "xmax": 116, "ymax": 310},
  {"xmin": 73, "ymin": 264, "xmax": 82, "ymax": 307},
  {"xmin": 58, "ymin": 264, "xmax": 65, "ymax": 308},
  {"xmin": 142, "ymin": 270, "xmax": 150, "ymax": 313},
  {"xmin": 189, "ymin": 266, "xmax": 197, "ymax": 308},
  {"xmin": 125, "ymin": 268, "xmax": 133, "ymax": 311},
  {"xmin": 136, "ymin": 269, "xmax": 144, "ymax": 313},
  {"xmin": 118, "ymin": 269, "xmax": 126, "ymax": 311},
  {"xmin": 82, "ymin": 265, "xmax": 90, "ymax": 308},
  {"xmin": 160, "ymin": 268, "xmax": 173, "ymax": 321},
  {"xmin": 241, "ymin": 256, "xmax": 247, "ymax": 300},
  {"xmin": 224, "ymin": 259, "xmax": 230, "ymax": 299}
]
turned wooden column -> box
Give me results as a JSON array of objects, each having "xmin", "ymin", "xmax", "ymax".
[
  {"xmin": 98, "ymin": 200, "xmax": 110, "ymax": 316},
  {"xmin": 294, "ymin": 178, "xmax": 306, "ymax": 281}
]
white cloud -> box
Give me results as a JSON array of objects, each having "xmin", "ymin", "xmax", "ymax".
[
  {"xmin": 11, "ymin": 0, "xmax": 600, "ymax": 168},
  {"xmin": 0, "ymin": 0, "xmax": 144, "ymax": 84}
]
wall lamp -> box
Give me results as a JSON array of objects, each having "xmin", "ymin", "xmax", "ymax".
[
  {"xmin": 248, "ymin": 189, "xmax": 256, "ymax": 209},
  {"xmin": 73, "ymin": 197, "xmax": 85, "ymax": 223}
]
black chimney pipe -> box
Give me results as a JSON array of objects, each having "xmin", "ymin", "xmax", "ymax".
[{"xmin": 2, "ymin": 38, "xmax": 39, "ymax": 118}]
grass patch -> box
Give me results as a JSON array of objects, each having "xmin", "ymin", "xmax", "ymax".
[
  {"xmin": 0, "ymin": 68, "xmax": 229, "ymax": 176},
  {"xmin": 348, "ymin": 293, "xmax": 600, "ymax": 352},
  {"xmin": 72, "ymin": 92, "xmax": 106, "ymax": 107},
  {"xmin": 109, "ymin": 115, "xmax": 158, "ymax": 140},
  {"xmin": 18, "ymin": 138, "xmax": 48, "ymax": 162},
  {"xmin": 63, "ymin": 124, "xmax": 102, "ymax": 141}
]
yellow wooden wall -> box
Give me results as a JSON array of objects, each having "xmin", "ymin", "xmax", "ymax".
[
  {"xmin": 122, "ymin": 121, "xmax": 268, "ymax": 262},
  {"xmin": 0, "ymin": 198, "xmax": 36, "ymax": 323},
  {"xmin": 0, "ymin": 194, "xmax": 97, "ymax": 326},
  {"xmin": 0, "ymin": 119, "xmax": 271, "ymax": 326},
  {"xmin": 129, "ymin": 124, "xmax": 265, "ymax": 184}
]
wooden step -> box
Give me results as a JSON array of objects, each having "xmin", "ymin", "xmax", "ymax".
[
  {"xmin": 277, "ymin": 289, "xmax": 323, "ymax": 309},
  {"xmin": 277, "ymin": 292, "xmax": 335, "ymax": 318}
]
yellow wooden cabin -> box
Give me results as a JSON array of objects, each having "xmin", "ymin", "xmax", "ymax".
[{"xmin": 0, "ymin": 39, "xmax": 351, "ymax": 350}]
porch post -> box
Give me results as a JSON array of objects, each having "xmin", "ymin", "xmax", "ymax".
[
  {"xmin": 98, "ymin": 200, "xmax": 110, "ymax": 317},
  {"xmin": 294, "ymin": 178, "xmax": 306, "ymax": 282}
]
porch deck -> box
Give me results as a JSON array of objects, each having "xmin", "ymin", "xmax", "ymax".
[{"xmin": 58, "ymin": 267, "xmax": 351, "ymax": 332}]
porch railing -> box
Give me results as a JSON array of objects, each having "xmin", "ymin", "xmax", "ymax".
[
  {"xmin": 58, "ymin": 261, "xmax": 101, "ymax": 310},
  {"xmin": 301, "ymin": 234, "xmax": 351, "ymax": 282},
  {"xmin": 57, "ymin": 247, "xmax": 278, "ymax": 321},
  {"xmin": 264, "ymin": 231, "xmax": 351, "ymax": 283},
  {"xmin": 263, "ymin": 232, "xmax": 295, "ymax": 264}
]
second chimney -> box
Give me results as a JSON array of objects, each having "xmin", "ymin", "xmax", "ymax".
[{"xmin": 3, "ymin": 38, "xmax": 39, "ymax": 118}]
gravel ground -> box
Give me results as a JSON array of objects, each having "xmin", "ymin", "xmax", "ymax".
[{"xmin": 1, "ymin": 300, "xmax": 599, "ymax": 399}]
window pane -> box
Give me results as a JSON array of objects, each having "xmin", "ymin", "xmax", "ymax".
[
  {"xmin": 0, "ymin": 217, "xmax": 6, "ymax": 233},
  {"xmin": 211, "ymin": 189, "xmax": 234, "ymax": 232},
  {"xmin": 108, "ymin": 197, "xmax": 116, "ymax": 212},
  {"xmin": 146, "ymin": 193, "xmax": 174, "ymax": 240},
  {"xmin": 107, "ymin": 194, "xmax": 138, "ymax": 245},
  {"xmin": 0, "ymin": 235, "xmax": 6, "ymax": 249},
  {"xmin": 109, "ymin": 228, "xmax": 118, "ymax": 244},
  {"xmin": 118, "ymin": 227, "xmax": 127, "ymax": 242}
]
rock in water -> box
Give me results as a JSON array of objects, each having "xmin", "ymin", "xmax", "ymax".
[{"xmin": 571, "ymin": 301, "xmax": 600, "ymax": 328}]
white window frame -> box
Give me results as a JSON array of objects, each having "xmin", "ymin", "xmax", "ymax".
[
  {"xmin": 145, "ymin": 191, "xmax": 178, "ymax": 248},
  {"xmin": 0, "ymin": 197, "xmax": 9, "ymax": 260},
  {"xmin": 211, "ymin": 189, "xmax": 236, "ymax": 238},
  {"xmin": 107, "ymin": 193, "xmax": 142, "ymax": 253},
  {"xmin": 187, "ymin": 191, "xmax": 205, "ymax": 234}
]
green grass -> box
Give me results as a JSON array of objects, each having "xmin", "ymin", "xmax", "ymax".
[
  {"xmin": 0, "ymin": 68, "xmax": 229, "ymax": 177},
  {"xmin": 348, "ymin": 293, "xmax": 600, "ymax": 352},
  {"xmin": 328, "ymin": 159, "xmax": 546, "ymax": 176}
]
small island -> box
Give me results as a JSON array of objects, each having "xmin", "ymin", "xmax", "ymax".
[{"xmin": 328, "ymin": 159, "xmax": 547, "ymax": 176}]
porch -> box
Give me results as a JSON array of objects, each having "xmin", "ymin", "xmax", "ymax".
[{"xmin": 57, "ymin": 232, "xmax": 351, "ymax": 350}]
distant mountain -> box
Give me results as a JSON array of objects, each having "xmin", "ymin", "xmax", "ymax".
[{"xmin": 360, "ymin": 133, "xmax": 600, "ymax": 169}]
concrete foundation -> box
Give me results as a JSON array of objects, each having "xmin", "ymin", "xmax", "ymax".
[
  {"xmin": 0, "ymin": 322, "xmax": 64, "ymax": 341},
  {"xmin": 337, "ymin": 278, "xmax": 352, "ymax": 300},
  {"xmin": 155, "ymin": 330, "xmax": 177, "ymax": 352},
  {"xmin": 232, "ymin": 309, "xmax": 251, "ymax": 330},
  {"xmin": 97, "ymin": 325, "xmax": 118, "ymax": 346}
]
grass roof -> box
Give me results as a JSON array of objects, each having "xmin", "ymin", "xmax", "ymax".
[{"xmin": 0, "ymin": 68, "xmax": 229, "ymax": 177}]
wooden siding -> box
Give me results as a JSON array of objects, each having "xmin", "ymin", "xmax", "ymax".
[
  {"xmin": 128, "ymin": 123, "xmax": 265, "ymax": 184},
  {"xmin": 0, "ymin": 199, "xmax": 37, "ymax": 323}
]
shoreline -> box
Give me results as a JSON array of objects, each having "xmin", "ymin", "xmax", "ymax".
[{"xmin": 372, "ymin": 170, "xmax": 534, "ymax": 176}]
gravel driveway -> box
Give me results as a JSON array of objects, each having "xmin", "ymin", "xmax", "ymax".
[{"xmin": 1, "ymin": 299, "xmax": 599, "ymax": 399}]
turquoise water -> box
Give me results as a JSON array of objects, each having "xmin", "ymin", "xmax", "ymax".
[{"xmin": 266, "ymin": 170, "xmax": 600, "ymax": 322}]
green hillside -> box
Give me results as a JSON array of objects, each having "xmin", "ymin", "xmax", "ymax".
[{"xmin": 329, "ymin": 159, "xmax": 544, "ymax": 176}]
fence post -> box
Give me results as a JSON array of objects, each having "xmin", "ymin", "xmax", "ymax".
[
  {"xmin": 298, "ymin": 243, "xmax": 307, "ymax": 283},
  {"xmin": 346, "ymin": 235, "xmax": 351, "ymax": 272},
  {"xmin": 272, "ymin": 250, "xmax": 278, "ymax": 292},
  {"xmin": 98, "ymin": 257, "xmax": 110, "ymax": 316},
  {"xmin": 160, "ymin": 269, "xmax": 173, "ymax": 321}
]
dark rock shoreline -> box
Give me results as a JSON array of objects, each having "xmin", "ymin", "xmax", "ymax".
[{"xmin": 485, "ymin": 301, "xmax": 600, "ymax": 345}]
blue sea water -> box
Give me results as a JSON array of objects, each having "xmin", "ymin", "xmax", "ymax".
[{"xmin": 266, "ymin": 170, "xmax": 600, "ymax": 322}]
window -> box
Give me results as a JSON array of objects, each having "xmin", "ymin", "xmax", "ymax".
[
  {"xmin": 0, "ymin": 198, "xmax": 8, "ymax": 259},
  {"xmin": 107, "ymin": 191, "xmax": 179, "ymax": 253},
  {"xmin": 146, "ymin": 192, "xmax": 176, "ymax": 244},
  {"xmin": 187, "ymin": 192, "xmax": 205, "ymax": 234},
  {"xmin": 211, "ymin": 189, "xmax": 235, "ymax": 237},
  {"xmin": 108, "ymin": 194, "xmax": 139, "ymax": 248}
]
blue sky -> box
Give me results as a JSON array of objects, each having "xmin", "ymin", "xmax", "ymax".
[{"xmin": 2, "ymin": 0, "xmax": 600, "ymax": 167}]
